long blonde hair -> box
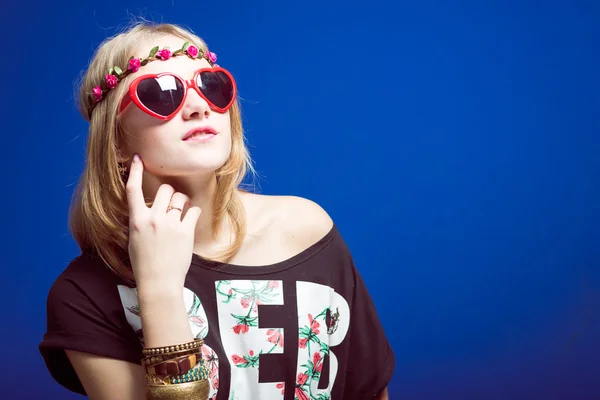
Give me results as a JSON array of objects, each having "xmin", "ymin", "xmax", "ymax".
[{"xmin": 70, "ymin": 22, "xmax": 253, "ymax": 285}]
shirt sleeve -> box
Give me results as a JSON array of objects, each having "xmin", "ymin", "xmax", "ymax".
[
  {"xmin": 38, "ymin": 254, "xmax": 142, "ymax": 395},
  {"xmin": 344, "ymin": 264, "xmax": 395, "ymax": 399}
]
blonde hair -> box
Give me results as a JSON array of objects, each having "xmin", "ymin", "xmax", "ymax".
[{"xmin": 70, "ymin": 22, "xmax": 253, "ymax": 285}]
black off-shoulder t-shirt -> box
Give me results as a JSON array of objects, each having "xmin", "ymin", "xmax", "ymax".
[{"xmin": 39, "ymin": 225, "xmax": 394, "ymax": 400}]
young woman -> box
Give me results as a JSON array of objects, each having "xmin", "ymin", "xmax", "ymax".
[{"xmin": 39, "ymin": 22, "xmax": 394, "ymax": 400}]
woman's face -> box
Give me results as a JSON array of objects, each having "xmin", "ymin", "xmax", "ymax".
[{"xmin": 118, "ymin": 35, "xmax": 232, "ymax": 178}]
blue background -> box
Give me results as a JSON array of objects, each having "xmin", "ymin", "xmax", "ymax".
[{"xmin": 2, "ymin": 0, "xmax": 599, "ymax": 399}]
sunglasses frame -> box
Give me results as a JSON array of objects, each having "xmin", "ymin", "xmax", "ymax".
[{"xmin": 118, "ymin": 67, "xmax": 237, "ymax": 120}]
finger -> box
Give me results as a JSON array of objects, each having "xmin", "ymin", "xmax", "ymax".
[
  {"xmin": 182, "ymin": 206, "xmax": 202, "ymax": 229},
  {"xmin": 166, "ymin": 192, "xmax": 190, "ymax": 220},
  {"xmin": 125, "ymin": 154, "xmax": 146, "ymax": 213},
  {"xmin": 182, "ymin": 199, "xmax": 192, "ymax": 215},
  {"xmin": 151, "ymin": 184, "xmax": 176, "ymax": 212}
]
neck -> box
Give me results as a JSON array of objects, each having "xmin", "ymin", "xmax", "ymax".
[{"xmin": 142, "ymin": 171, "xmax": 230, "ymax": 245}]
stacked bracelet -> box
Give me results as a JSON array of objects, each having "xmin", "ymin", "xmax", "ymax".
[
  {"xmin": 142, "ymin": 348, "xmax": 200, "ymax": 366},
  {"xmin": 143, "ymin": 338, "xmax": 210, "ymax": 399},
  {"xmin": 146, "ymin": 380, "xmax": 210, "ymax": 400},
  {"xmin": 146, "ymin": 353, "xmax": 200, "ymax": 376},
  {"xmin": 142, "ymin": 339, "xmax": 204, "ymax": 376},
  {"xmin": 142, "ymin": 338, "xmax": 204, "ymax": 357},
  {"xmin": 146, "ymin": 360, "xmax": 211, "ymax": 386},
  {"xmin": 169, "ymin": 363, "xmax": 211, "ymax": 384}
]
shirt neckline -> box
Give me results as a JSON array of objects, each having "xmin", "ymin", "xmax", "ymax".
[{"xmin": 189, "ymin": 224, "xmax": 338, "ymax": 276}]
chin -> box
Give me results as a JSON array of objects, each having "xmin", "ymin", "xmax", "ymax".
[{"xmin": 146, "ymin": 159, "xmax": 229, "ymax": 178}]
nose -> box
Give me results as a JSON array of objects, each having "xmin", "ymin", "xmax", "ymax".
[{"xmin": 180, "ymin": 81, "xmax": 211, "ymax": 120}]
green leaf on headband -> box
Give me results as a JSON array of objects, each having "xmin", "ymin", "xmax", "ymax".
[
  {"xmin": 108, "ymin": 67, "xmax": 114, "ymax": 76},
  {"xmin": 129, "ymin": 55, "xmax": 134, "ymax": 60},
  {"xmin": 149, "ymin": 46, "xmax": 159, "ymax": 58},
  {"xmin": 114, "ymin": 66, "xmax": 123, "ymax": 76},
  {"xmin": 182, "ymin": 41, "xmax": 190, "ymax": 50},
  {"xmin": 173, "ymin": 49, "xmax": 183, "ymax": 56},
  {"xmin": 141, "ymin": 59, "xmax": 149, "ymax": 66}
]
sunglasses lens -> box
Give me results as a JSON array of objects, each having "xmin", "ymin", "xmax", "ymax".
[
  {"xmin": 197, "ymin": 71, "xmax": 234, "ymax": 109},
  {"xmin": 136, "ymin": 75, "xmax": 185, "ymax": 117}
]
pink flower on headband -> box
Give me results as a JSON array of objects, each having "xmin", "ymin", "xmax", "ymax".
[
  {"xmin": 105, "ymin": 74, "xmax": 118, "ymax": 89},
  {"xmin": 157, "ymin": 49, "xmax": 172, "ymax": 60},
  {"xmin": 206, "ymin": 51, "xmax": 217, "ymax": 63},
  {"xmin": 128, "ymin": 58, "xmax": 141, "ymax": 72},
  {"xmin": 92, "ymin": 86, "xmax": 103, "ymax": 102},
  {"xmin": 186, "ymin": 45, "xmax": 199, "ymax": 58}
]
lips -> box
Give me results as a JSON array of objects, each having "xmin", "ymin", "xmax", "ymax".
[{"xmin": 182, "ymin": 126, "xmax": 218, "ymax": 141}]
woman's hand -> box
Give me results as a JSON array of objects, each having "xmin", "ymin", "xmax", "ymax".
[{"xmin": 125, "ymin": 154, "xmax": 202, "ymax": 292}]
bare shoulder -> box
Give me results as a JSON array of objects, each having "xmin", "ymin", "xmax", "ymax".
[
  {"xmin": 243, "ymin": 192, "xmax": 334, "ymax": 251},
  {"xmin": 277, "ymin": 195, "xmax": 333, "ymax": 231}
]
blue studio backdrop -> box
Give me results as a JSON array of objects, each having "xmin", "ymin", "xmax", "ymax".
[{"xmin": 2, "ymin": 1, "xmax": 599, "ymax": 399}]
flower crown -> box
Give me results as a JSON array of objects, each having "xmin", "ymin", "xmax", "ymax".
[{"xmin": 87, "ymin": 41, "xmax": 217, "ymax": 117}]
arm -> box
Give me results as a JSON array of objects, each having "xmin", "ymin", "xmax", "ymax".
[
  {"xmin": 376, "ymin": 387, "xmax": 389, "ymax": 400},
  {"xmin": 65, "ymin": 155, "xmax": 202, "ymax": 398},
  {"xmin": 125, "ymin": 154, "xmax": 199, "ymax": 349},
  {"xmin": 65, "ymin": 291, "xmax": 193, "ymax": 399},
  {"xmin": 65, "ymin": 351, "xmax": 146, "ymax": 400}
]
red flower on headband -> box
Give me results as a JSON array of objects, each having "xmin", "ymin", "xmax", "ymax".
[
  {"xmin": 92, "ymin": 86, "xmax": 103, "ymax": 102},
  {"xmin": 207, "ymin": 51, "xmax": 217, "ymax": 63},
  {"xmin": 186, "ymin": 45, "xmax": 199, "ymax": 58},
  {"xmin": 157, "ymin": 49, "xmax": 172, "ymax": 60},
  {"xmin": 128, "ymin": 58, "xmax": 141, "ymax": 72},
  {"xmin": 105, "ymin": 74, "xmax": 117, "ymax": 89}
]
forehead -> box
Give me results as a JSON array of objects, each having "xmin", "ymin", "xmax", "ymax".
[{"xmin": 132, "ymin": 35, "xmax": 211, "ymax": 77}]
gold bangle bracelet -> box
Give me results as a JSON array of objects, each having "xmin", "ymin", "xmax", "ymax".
[{"xmin": 146, "ymin": 379, "xmax": 209, "ymax": 400}]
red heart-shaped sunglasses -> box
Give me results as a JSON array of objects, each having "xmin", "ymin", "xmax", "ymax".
[{"xmin": 118, "ymin": 67, "xmax": 237, "ymax": 120}]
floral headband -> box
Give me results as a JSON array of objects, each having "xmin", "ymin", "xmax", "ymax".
[{"xmin": 87, "ymin": 41, "xmax": 217, "ymax": 117}]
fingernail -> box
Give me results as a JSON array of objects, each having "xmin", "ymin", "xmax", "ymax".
[{"xmin": 133, "ymin": 154, "xmax": 140, "ymax": 163}]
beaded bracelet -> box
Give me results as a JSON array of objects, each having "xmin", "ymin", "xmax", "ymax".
[
  {"xmin": 169, "ymin": 363, "xmax": 211, "ymax": 385},
  {"xmin": 142, "ymin": 338, "xmax": 204, "ymax": 357}
]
